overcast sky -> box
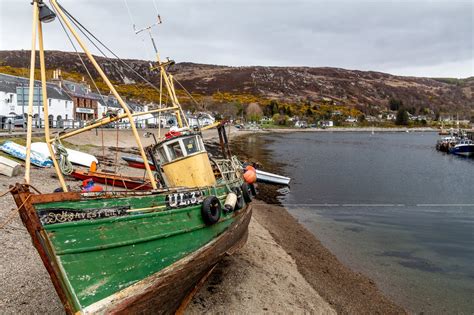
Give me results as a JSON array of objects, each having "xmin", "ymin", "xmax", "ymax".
[{"xmin": 0, "ymin": 0, "xmax": 472, "ymax": 78}]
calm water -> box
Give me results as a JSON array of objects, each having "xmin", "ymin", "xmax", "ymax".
[{"xmin": 241, "ymin": 132, "xmax": 474, "ymax": 314}]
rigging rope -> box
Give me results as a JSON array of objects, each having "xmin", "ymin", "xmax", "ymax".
[
  {"xmin": 123, "ymin": 0, "xmax": 136, "ymax": 27},
  {"xmin": 51, "ymin": 2, "xmax": 107, "ymax": 107},
  {"xmin": 57, "ymin": 2, "xmax": 163, "ymax": 97},
  {"xmin": 152, "ymin": 0, "xmax": 160, "ymax": 15},
  {"xmin": 173, "ymin": 77, "xmax": 204, "ymax": 110}
]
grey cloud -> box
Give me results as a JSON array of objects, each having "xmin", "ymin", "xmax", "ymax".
[{"xmin": 0, "ymin": 0, "xmax": 472, "ymax": 77}]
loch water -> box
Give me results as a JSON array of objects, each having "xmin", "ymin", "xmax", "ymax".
[{"xmin": 237, "ymin": 131, "xmax": 474, "ymax": 314}]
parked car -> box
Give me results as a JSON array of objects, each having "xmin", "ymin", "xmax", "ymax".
[
  {"xmin": 13, "ymin": 115, "xmax": 26, "ymax": 128},
  {"xmin": 3, "ymin": 115, "xmax": 26, "ymax": 129}
]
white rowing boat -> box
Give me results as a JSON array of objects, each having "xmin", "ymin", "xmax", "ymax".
[
  {"xmin": 256, "ymin": 169, "xmax": 291, "ymax": 185},
  {"xmin": 31, "ymin": 142, "xmax": 98, "ymax": 168}
]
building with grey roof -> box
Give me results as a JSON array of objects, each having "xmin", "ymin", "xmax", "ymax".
[{"xmin": 0, "ymin": 73, "xmax": 74, "ymax": 129}]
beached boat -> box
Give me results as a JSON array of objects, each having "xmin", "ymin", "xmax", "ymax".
[
  {"xmin": 0, "ymin": 140, "xmax": 53, "ymax": 167},
  {"xmin": 0, "ymin": 155, "xmax": 22, "ymax": 177},
  {"xmin": 32, "ymin": 142, "xmax": 98, "ymax": 167},
  {"xmin": 11, "ymin": 2, "xmax": 254, "ymax": 314},
  {"xmin": 122, "ymin": 155, "xmax": 157, "ymax": 170},
  {"xmin": 70, "ymin": 169, "xmax": 154, "ymax": 190},
  {"xmin": 256, "ymin": 169, "xmax": 291, "ymax": 185}
]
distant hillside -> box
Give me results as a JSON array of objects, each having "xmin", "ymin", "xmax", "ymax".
[{"xmin": 0, "ymin": 50, "xmax": 472, "ymax": 118}]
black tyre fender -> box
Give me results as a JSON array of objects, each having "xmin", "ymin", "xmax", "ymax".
[
  {"xmin": 201, "ymin": 196, "xmax": 221, "ymax": 225},
  {"xmin": 241, "ymin": 182, "xmax": 253, "ymax": 203},
  {"xmin": 231, "ymin": 187, "xmax": 244, "ymax": 210}
]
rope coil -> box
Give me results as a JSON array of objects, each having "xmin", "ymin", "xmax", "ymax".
[{"xmin": 54, "ymin": 139, "xmax": 73, "ymax": 175}]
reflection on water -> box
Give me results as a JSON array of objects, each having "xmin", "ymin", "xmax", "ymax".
[{"xmin": 241, "ymin": 131, "xmax": 474, "ymax": 314}]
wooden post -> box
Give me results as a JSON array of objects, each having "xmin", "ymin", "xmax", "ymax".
[
  {"xmin": 38, "ymin": 19, "xmax": 68, "ymax": 192},
  {"xmin": 24, "ymin": 1, "xmax": 39, "ymax": 185},
  {"xmin": 168, "ymin": 74, "xmax": 186, "ymax": 128},
  {"xmin": 50, "ymin": 0, "xmax": 157, "ymax": 189}
]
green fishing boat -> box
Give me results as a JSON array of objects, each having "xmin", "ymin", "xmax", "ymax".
[{"xmin": 11, "ymin": 1, "xmax": 255, "ymax": 314}]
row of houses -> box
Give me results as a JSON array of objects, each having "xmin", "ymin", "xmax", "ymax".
[
  {"xmin": 0, "ymin": 71, "xmax": 152, "ymax": 129},
  {"xmin": 0, "ymin": 71, "xmax": 217, "ymax": 131}
]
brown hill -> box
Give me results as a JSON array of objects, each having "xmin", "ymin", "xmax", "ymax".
[{"xmin": 0, "ymin": 50, "xmax": 472, "ymax": 117}]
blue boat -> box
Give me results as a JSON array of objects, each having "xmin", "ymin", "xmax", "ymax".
[
  {"xmin": 449, "ymin": 139, "xmax": 474, "ymax": 157},
  {"xmin": 0, "ymin": 141, "xmax": 53, "ymax": 167}
]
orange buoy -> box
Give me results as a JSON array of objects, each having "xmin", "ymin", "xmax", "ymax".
[
  {"xmin": 243, "ymin": 170, "xmax": 257, "ymax": 184},
  {"xmin": 245, "ymin": 165, "xmax": 256, "ymax": 173}
]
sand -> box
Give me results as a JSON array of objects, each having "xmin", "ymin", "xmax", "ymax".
[{"xmin": 0, "ymin": 129, "xmax": 405, "ymax": 314}]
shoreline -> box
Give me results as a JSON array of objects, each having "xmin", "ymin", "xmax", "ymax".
[{"xmin": 242, "ymin": 126, "xmax": 438, "ymax": 133}]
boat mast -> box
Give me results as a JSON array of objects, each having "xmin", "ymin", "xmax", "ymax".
[
  {"xmin": 38, "ymin": 16, "xmax": 68, "ymax": 190},
  {"xmin": 49, "ymin": 0, "xmax": 158, "ymax": 189},
  {"xmin": 24, "ymin": 1, "xmax": 39, "ymax": 186}
]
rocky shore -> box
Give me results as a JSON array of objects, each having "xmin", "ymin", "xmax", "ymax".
[{"xmin": 0, "ymin": 128, "xmax": 405, "ymax": 314}]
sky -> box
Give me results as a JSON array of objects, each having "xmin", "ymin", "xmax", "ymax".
[{"xmin": 0, "ymin": 0, "xmax": 472, "ymax": 78}]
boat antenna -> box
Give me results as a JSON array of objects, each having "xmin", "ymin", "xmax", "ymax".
[
  {"xmin": 134, "ymin": 15, "xmax": 162, "ymax": 56},
  {"xmin": 131, "ymin": 12, "xmax": 166, "ymax": 136}
]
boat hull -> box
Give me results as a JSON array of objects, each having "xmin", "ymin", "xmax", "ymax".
[
  {"xmin": 122, "ymin": 156, "xmax": 157, "ymax": 170},
  {"xmin": 11, "ymin": 182, "xmax": 251, "ymax": 314},
  {"xmin": 0, "ymin": 140, "xmax": 53, "ymax": 167},
  {"xmin": 87, "ymin": 204, "xmax": 251, "ymax": 314},
  {"xmin": 449, "ymin": 145, "xmax": 474, "ymax": 157}
]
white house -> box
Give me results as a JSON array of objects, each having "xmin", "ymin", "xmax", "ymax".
[
  {"xmin": 0, "ymin": 73, "xmax": 73, "ymax": 129},
  {"xmin": 294, "ymin": 120, "xmax": 308, "ymax": 128},
  {"xmin": 186, "ymin": 112, "xmax": 215, "ymax": 128},
  {"xmin": 320, "ymin": 120, "xmax": 334, "ymax": 128},
  {"xmin": 345, "ymin": 116, "xmax": 358, "ymax": 123}
]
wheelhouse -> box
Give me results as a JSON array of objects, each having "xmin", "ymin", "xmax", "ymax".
[{"xmin": 153, "ymin": 132, "xmax": 216, "ymax": 188}]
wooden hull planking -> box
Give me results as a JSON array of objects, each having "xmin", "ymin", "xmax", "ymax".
[{"xmin": 11, "ymin": 182, "xmax": 251, "ymax": 314}]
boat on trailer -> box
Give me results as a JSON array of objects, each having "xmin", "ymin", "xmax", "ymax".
[{"xmin": 11, "ymin": 1, "xmax": 254, "ymax": 313}]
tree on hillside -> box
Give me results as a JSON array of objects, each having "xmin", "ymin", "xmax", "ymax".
[
  {"xmin": 265, "ymin": 100, "xmax": 279, "ymax": 116},
  {"xmin": 389, "ymin": 98, "xmax": 403, "ymax": 111},
  {"xmin": 272, "ymin": 113, "xmax": 289, "ymax": 126},
  {"xmin": 234, "ymin": 102, "xmax": 244, "ymax": 119},
  {"xmin": 395, "ymin": 109, "xmax": 409, "ymax": 125},
  {"xmin": 246, "ymin": 103, "xmax": 263, "ymax": 122}
]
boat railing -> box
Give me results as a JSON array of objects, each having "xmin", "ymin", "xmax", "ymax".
[{"xmin": 211, "ymin": 156, "xmax": 242, "ymax": 183}]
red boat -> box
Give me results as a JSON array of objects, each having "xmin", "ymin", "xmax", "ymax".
[
  {"xmin": 70, "ymin": 170, "xmax": 154, "ymax": 190},
  {"xmin": 122, "ymin": 156, "xmax": 157, "ymax": 170}
]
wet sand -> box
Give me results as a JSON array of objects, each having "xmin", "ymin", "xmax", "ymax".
[{"xmin": 0, "ymin": 130, "xmax": 405, "ymax": 314}]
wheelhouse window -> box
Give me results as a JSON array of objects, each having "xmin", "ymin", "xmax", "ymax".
[
  {"xmin": 168, "ymin": 141, "xmax": 184, "ymax": 160},
  {"xmin": 158, "ymin": 146, "xmax": 168, "ymax": 163},
  {"xmin": 183, "ymin": 136, "xmax": 200, "ymax": 155},
  {"xmin": 157, "ymin": 134, "xmax": 206, "ymax": 164}
]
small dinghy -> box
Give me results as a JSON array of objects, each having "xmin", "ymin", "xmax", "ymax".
[
  {"xmin": 70, "ymin": 170, "xmax": 154, "ymax": 190},
  {"xmin": 0, "ymin": 141, "xmax": 53, "ymax": 167},
  {"xmin": 0, "ymin": 156, "xmax": 22, "ymax": 177},
  {"xmin": 31, "ymin": 142, "xmax": 98, "ymax": 167},
  {"xmin": 255, "ymin": 169, "xmax": 291, "ymax": 185},
  {"xmin": 122, "ymin": 155, "xmax": 156, "ymax": 170}
]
